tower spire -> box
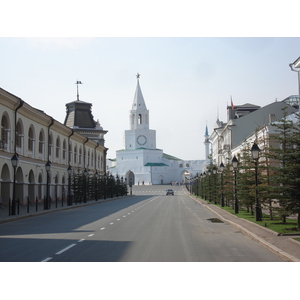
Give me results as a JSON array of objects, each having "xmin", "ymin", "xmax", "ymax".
[
  {"xmin": 204, "ymin": 123, "xmax": 210, "ymax": 160},
  {"xmin": 75, "ymin": 80, "xmax": 83, "ymax": 101}
]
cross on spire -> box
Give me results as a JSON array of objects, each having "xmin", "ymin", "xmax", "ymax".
[{"xmin": 136, "ymin": 73, "xmax": 140, "ymax": 80}]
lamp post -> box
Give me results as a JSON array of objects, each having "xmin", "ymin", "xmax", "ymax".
[
  {"xmin": 202, "ymin": 171, "xmax": 206, "ymax": 200},
  {"xmin": 219, "ymin": 162, "xmax": 225, "ymax": 207},
  {"xmin": 103, "ymin": 173, "xmax": 107, "ymax": 199},
  {"xmin": 83, "ymin": 168, "xmax": 88, "ymax": 203},
  {"xmin": 207, "ymin": 169, "xmax": 212, "ymax": 202},
  {"xmin": 116, "ymin": 174, "xmax": 119, "ymax": 197},
  {"xmin": 67, "ymin": 165, "xmax": 72, "ymax": 206},
  {"xmin": 212, "ymin": 166, "xmax": 217, "ymax": 204},
  {"xmin": 251, "ymin": 142, "xmax": 262, "ymax": 221},
  {"xmin": 129, "ymin": 178, "xmax": 132, "ymax": 195},
  {"xmin": 110, "ymin": 174, "xmax": 114, "ymax": 198},
  {"xmin": 95, "ymin": 171, "xmax": 99, "ymax": 201},
  {"xmin": 199, "ymin": 173, "xmax": 203, "ymax": 198},
  {"xmin": 11, "ymin": 153, "xmax": 19, "ymax": 215},
  {"xmin": 45, "ymin": 160, "xmax": 51, "ymax": 210},
  {"xmin": 289, "ymin": 56, "xmax": 300, "ymax": 112},
  {"xmin": 232, "ymin": 155, "xmax": 239, "ymax": 214}
]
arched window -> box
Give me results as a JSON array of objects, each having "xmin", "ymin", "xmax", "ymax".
[
  {"xmin": 56, "ymin": 136, "xmax": 60, "ymax": 159},
  {"xmin": 28, "ymin": 126, "xmax": 35, "ymax": 153},
  {"xmin": 1, "ymin": 113, "xmax": 10, "ymax": 151},
  {"xmin": 68, "ymin": 141, "xmax": 72, "ymax": 164},
  {"xmin": 39, "ymin": 130, "xmax": 45, "ymax": 155},
  {"xmin": 16, "ymin": 119, "xmax": 24, "ymax": 154},
  {"xmin": 48, "ymin": 133, "xmax": 53, "ymax": 160},
  {"xmin": 79, "ymin": 147, "xmax": 82, "ymax": 165},
  {"xmin": 62, "ymin": 139, "xmax": 67, "ymax": 160},
  {"xmin": 74, "ymin": 145, "xmax": 77, "ymax": 164},
  {"xmin": 138, "ymin": 114, "xmax": 142, "ymax": 124},
  {"xmin": 87, "ymin": 149, "xmax": 90, "ymax": 168}
]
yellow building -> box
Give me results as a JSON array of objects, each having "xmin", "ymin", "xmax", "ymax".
[{"xmin": 0, "ymin": 87, "xmax": 107, "ymax": 209}]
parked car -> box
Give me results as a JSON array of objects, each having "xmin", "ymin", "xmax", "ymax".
[{"xmin": 166, "ymin": 189, "xmax": 174, "ymax": 195}]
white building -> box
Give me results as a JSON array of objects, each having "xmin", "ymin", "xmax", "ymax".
[
  {"xmin": 107, "ymin": 75, "xmax": 208, "ymax": 184},
  {"xmin": 209, "ymin": 97, "xmax": 299, "ymax": 166}
]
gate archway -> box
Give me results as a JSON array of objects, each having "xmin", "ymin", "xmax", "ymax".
[
  {"xmin": 1, "ymin": 164, "xmax": 10, "ymax": 204},
  {"xmin": 125, "ymin": 170, "xmax": 135, "ymax": 186}
]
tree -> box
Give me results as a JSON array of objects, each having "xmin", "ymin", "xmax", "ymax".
[
  {"xmin": 237, "ymin": 145, "xmax": 255, "ymax": 214},
  {"xmin": 268, "ymin": 108, "xmax": 295, "ymax": 225}
]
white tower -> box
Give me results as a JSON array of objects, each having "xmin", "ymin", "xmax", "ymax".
[
  {"xmin": 204, "ymin": 124, "xmax": 210, "ymax": 159},
  {"xmin": 125, "ymin": 74, "xmax": 156, "ymax": 150}
]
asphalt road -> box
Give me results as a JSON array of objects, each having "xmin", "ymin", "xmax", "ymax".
[{"xmin": 0, "ymin": 185, "xmax": 283, "ymax": 262}]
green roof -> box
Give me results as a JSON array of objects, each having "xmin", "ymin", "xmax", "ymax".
[
  {"xmin": 144, "ymin": 163, "xmax": 168, "ymax": 167},
  {"xmin": 163, "ymin": 153, "xmax": 182, "ymax": 161}
]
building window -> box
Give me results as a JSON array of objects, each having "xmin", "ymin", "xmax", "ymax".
[
  {"xmin": 74, "ymin": 145, "xmax": 77, "ymax": 164},
  {"xmin": 28, "ymin": 126, "xmax": 35, "ymax": 152},
  {"xmin": 62, "ymin": 139, "xmax": 66, "ymax": 160},
  {"xmin": 79, "ymin": 147, "xmax": 82, "ymax": 165},
  {"xmin": 69, "ymin": 141, "xmax": 72, "ymax": 164},
  {"xmin": 1, "ymin": 113, "xmax": 10, "ymax": 150},
  {"xmin": 39, "ymin": 130, "xmax": 44, "ymax": 154},
  {"xmin": 56, "ymin": 136, "xmax": 60, "ymax": 159},
  {"xmin": 16, "ymin": 121, "xmax": 23, "ymax": 148}
]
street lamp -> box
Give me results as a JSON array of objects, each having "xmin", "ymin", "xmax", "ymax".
[
  {"xmin": 207, "ymin": 169, "xmax": 212, "ymax": 202},
  {"xmin": 289, "ymin": 56, "xmax": 300, "ymax": 112},
  {"xmin": 251, "ymin": 142, "xmax": 262, "ymax": 221},
  {"xmin": 67, "ymin": 165, "xmax": 72, "ymax": 206},
  {"xmin": 129, "ymin": 177, "xmax": 133, "ymax": 195},
  {"xmin": 45, "ymin": 160, "xmax": 51, "ymax": 209},
  {"xmin": 103, "ymin": 173, "xmax": 107, "ymax": 199},
  {"xmin": 116, "ymin": 174, "xmax": 119, "ymax": 197},
  {"xmin": 212, "ymin": 166, "xmax": 217, "ymax": 204},
  {"xmin": 232, "ymin": 155, "xmax": 239, "ymax": 214},
  {"xmin": 202, "ymin": 171, "xmax": 206, "ymax": 200},
  {"xmin": 83, "ymin": 168, "xmax": 88, "ymax": 203},
  {"xmin": 11, "ymin": 153, "xmax": 19, "ymax": 215},
  {"xmin": 95, "ymin": 171, "xmax": 99, "ymax": 201},
  {"xmin": 219, "ymin": 162, "xmax": 225, "ymax": 207}
]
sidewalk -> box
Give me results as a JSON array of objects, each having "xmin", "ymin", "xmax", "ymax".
[{"xmin": 189, "ymin": 193, "xmax": 300, "ymax": 262}]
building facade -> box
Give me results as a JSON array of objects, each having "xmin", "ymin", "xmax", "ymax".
[
  {"xmin": 0, "ymin": 87, "xmax": 107, "ymax": 206},
  {"xmin": 209, "ymin": 97, "xmax": 298, "ymax": 166}
]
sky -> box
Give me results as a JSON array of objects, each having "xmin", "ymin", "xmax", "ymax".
[{"xmin": 1, "ymin": 2, "xmax": 300, "ymax": 162}]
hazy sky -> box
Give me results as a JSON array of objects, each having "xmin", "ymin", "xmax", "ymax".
[{"xmin": 1, "ymin": 2, "xmax": 300, "ymax": 161}]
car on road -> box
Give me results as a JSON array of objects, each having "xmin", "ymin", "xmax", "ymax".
[{"xmin": 166, "ymin": 189, "xmax": 174, "ymax": 195}]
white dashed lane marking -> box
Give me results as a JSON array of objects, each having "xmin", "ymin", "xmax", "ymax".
[
  {"xmin": 41, "ymin": 257, "xmax": 53, "ymax": 262},
  {"xmin": 56, "ymin": 244, "xmax": 76, "ymax": 255}
]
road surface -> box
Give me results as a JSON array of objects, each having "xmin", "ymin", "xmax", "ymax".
[{"xmin": 0, "ymin": 185, "xmax": 283, "ymax": 262}]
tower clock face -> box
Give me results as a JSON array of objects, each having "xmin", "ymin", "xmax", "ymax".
[{"xmin": 137, "ymin": 135, "xmax": 147, "ymax": 146}]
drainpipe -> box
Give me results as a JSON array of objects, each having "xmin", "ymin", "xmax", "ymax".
[
  {"xmin": 83, "ymin": 137, "xmax": 88, "ymax": 170},
  {"xmin": 14, "ymin": 99, "xmax": 24, "ymax": 154},
  {"xmin": 68, "ymin": 129, "xmax": 74, "ymax": 166},
  {"xmin": 47, "ymin": 117, "xmax": 54, "ymax": 162},
  {"xmin": 94, "ymin": 143, "xmax": 99, "ymax": 173}
]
